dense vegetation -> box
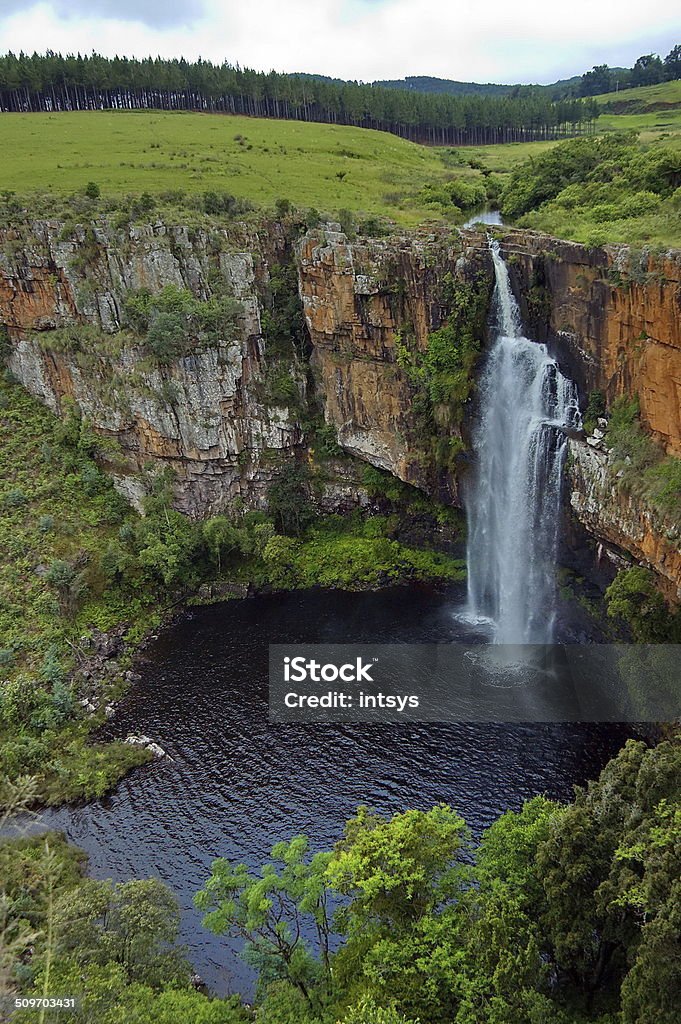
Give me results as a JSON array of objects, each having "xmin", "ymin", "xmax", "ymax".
[
  {"xmin": 0, "ymin": 52, "xmax": 596, "ymax": 145},
  {"xmin": 499, "ymin": 133, "xmax": 681, "ymax": 245},
  {"xmin": 606, "ymin": 567, "xmax": 681, "ymax": 643},
  {"xmin": 578, "ymin": 45, "xmax": 681, "ymax": 97},
  {"xmin": 0, "ymin": 112, "xmax": 491, "ymax": 227},
  {"xmin": 194, "ymin": 737, "xmax": 681, "ymax": 1024},
  {"xmin": 4, "ymin": 737, "xmax": 678, "ymax": 1022},
  {"xmin": 0, "ymin": 369, "xmax": 464, "ymax": 806},
  {"xmin": 0, "ymin": 797, "xmax": 250, "ymax": 1024},
  {"xmin": 396, "ymin": 273, "xmax": 491, "ymax": 473}
]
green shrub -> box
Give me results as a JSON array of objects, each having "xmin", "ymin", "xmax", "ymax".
[
  {"xmin": 605, "ymin": 567, "xmax": 680, "ymax": 642},
  {"xmin": 1, "ymin": 487, "xmax": 28, "ymax": 508},
  {"xmin": 620, "ymin": 190, "xmax": 661, "ymax": 217},
  {"xmin": 267, "ymin": 464, "xmax": 314, "ymax": 536},
  {"xmin": 38, "ymin": 514, "xmax": 55, "ymax": 533},
  {"xmin": 275, "ymin": 197, "xmax": 292, "ymax": 217},
  {"xmin": 358, "ymin": 216, "xmax": 390, "ymax": 237},
  {"xmin": 263, "ymin": 363, "xmax": 300, "ymax": 407},
  {"xmin": 313, "ymin": 422, "xmax": 343, "ymax": 458},
  {"xmin": 123, "ymin": 285, "xmax": 242, "ymax": 362},
  {"xmin": 445, "ymin": 178, "xmax": 487, "ymax": 209},
  {"xmin": 583, "ymin": 389, "xmax": 606, "ymax": 433}
]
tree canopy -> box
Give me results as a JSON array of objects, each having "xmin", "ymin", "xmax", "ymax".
[{"xmin": 0, "ymin": 51, "xmax": 595, "ymax": 146}]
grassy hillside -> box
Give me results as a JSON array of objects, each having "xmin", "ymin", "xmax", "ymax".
[
  {"xmin": 499, "ymin": 132, "xmax": 681, "ymax": 247},
  {"xmin": 593, "ymin": 80, "xmax": 681, "ymax": 143},
  {"xmin": 0, "ymin": 376, "xmax": 158, "ymax": 675},
  {"xmin": 0, "ymin": 110, "xmax": 474, "ymax": 226},
  {"xmin": 594, "ymin": 79, "xmax": 681, "ymax": 111}
]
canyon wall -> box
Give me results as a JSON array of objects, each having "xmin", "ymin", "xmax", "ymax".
[
  {"xmin": 297, "ymin": 226, "xmax": 491, "ymax": 502},
  {"xmin": 499, "ymin": 229, "xmax": 681, "ymax": 456},
  {"xmin": 0, "ymin": 219, "xmax": 302, "ymax": 516},
  {"xmin": 1, "ymin": 216, "xmax": 679, "ymax": 594},
  {"xmin": 568, "ymin": 436, "xmax": 681, "ymax": 601}
]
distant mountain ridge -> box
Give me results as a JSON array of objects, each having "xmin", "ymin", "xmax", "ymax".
[
  {"xmin": 293, "ymin": 69, "xmax": 630, "ymax": 100},
  {"xmin": 372, "ymin": 73, "xmax": 613, "ymax": 99}
]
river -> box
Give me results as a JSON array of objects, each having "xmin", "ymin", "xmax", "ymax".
[{"xmin": 34, "ymin": 585, "xmax": 636, "ymax": 996}]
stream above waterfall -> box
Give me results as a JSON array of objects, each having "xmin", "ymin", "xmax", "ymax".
[{"xmin": 462, "ymin": 208, "xmax": 504, "ymax": 228}]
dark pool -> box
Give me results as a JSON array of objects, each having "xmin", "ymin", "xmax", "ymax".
[{"xmin": 34, "ymin": 586, "xmax": 636, "ymax": 995}]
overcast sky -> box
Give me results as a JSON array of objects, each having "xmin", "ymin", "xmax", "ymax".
[{"xmin": 0, "ymin": 0, "xmax": 679, "ymax": 84}]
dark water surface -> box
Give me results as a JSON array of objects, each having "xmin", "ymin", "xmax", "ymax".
[{"xmin": 36, "ymin": 586, "xmax": 636, "ymax": 995}]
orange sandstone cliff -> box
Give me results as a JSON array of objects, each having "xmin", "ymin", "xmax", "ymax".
[{"xmin": 1, "ymin": 218, "xmax": 679, "ymax": 594}]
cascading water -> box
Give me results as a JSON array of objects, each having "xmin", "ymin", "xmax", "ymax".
[{"xmin": 465, "ymin": 240, "xmax": 581, "ymax": 644}]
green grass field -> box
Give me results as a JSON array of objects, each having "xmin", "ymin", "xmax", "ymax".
[
  {"xmin": 0, "ymin": 88, "xmax": 679, "ymax": 237},
  {"xmin": 592, "ymin": 79, "xmax": 681, "ymax": 142},
  {"xmin": 0, "ymin": 110, "xmax": 474, "ymax": 225},
  {"xmin": 594, "ymin": 79, "xmax": 681, "ymax": 110}
]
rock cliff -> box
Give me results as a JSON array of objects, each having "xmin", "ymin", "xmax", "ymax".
[
  {"xmin": 0, "ymin": 219, "xmax": 305, "ymax": 516},
  {"xmin": 568, "ymin": 436, "xmax": 681, "ymax": 601},
  {"xmin": 297, "ymin": 226, "xmax": 492, "ymax": 501},
  {"xmin": 1, "ymin": 216, "xmax": 679, "ymax": 595},
  {"xmin": 498, "ymin": 229, "xmax": 681, "ymax": 456}
]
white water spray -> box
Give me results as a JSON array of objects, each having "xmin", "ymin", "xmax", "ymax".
[{"xmin": 465, "ymin": 241, "xmax": 580, "ymax": 644}]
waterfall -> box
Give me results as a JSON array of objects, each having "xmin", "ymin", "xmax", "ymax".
[{"xmin": 465, "ymin": 241, "xmax": 580, "ymax": 644}]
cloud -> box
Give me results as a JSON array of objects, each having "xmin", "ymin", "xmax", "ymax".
[
  {"xmin": 0, "ymin": 0, "xmax": 205, "ymax": 30},
  {"xmin": 0, "ymin": 0, "xmax": 678, "ymax": 84}
]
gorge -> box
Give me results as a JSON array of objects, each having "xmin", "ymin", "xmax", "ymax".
[
  {"xmin": 1, "ymin": 215, "xmax": 679, "ymax": 602},
  {"xmin": 2, "ymin": 207, "xmax": 679, "ymax": 1006}
]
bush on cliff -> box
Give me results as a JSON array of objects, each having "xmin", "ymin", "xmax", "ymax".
[
  {"xmin": 606, "ymin": 396, "xmax": 681, "ymax": 530},
  {"xmin": 396, "ymin": 272, "xmax": 490, "ymax": 472},
  {"xmin": 123, "ymin": 285, "xmax": 242, "ymax": 362},
  {"xmin": 605, "ymin": 566, "xmax": 681, "ymax": 642}
]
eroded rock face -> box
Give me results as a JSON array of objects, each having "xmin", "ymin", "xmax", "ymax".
[
  {"xmin": 0, "ymin": 219, "xmax": 304, "ymax": 516},
  {"xmin": 1, "ymin": 216, "xmax": 679, "ymax": 596},
  {"xmin": 497, "ymin": 230, "xmax": 681, "ymax": 457},
  {"xmin": 298, "ymin": 226, "xmax": 491, "ymax": 501},
  {"xmin": 568, "ymin": 437, "xmax": 681, "ymax": 601}
]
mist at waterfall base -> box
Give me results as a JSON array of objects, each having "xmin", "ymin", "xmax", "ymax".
[{"xmin": 465, "ymin": 241, "xmax": 581, "ymax": 645}]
